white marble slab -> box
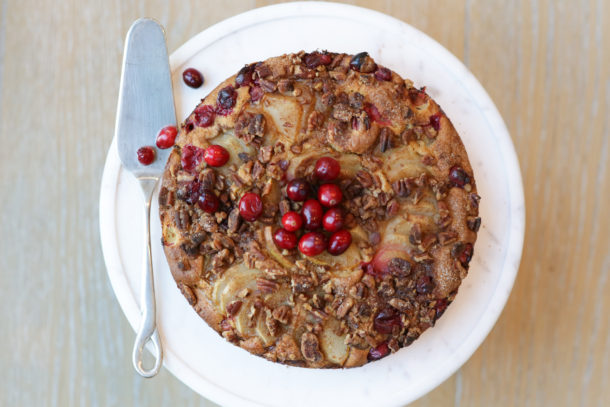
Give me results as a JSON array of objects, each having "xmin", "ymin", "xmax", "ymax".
[{"xmin": 99, "ymin": 2, "xmax": 525, "ymax": 406}]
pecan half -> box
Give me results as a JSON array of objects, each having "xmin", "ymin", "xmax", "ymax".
[
  {"xmin": 300, "ymin": 332, "xmax": 323, "ymax": 362},
  {"xmin": 272, "ymin": 305, "xmax": 292, "ymax": 325}
]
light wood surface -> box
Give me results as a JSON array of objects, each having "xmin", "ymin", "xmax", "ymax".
[{"xmin": 1, "ymin": 0, "xmax": 608, "ymax": 406}]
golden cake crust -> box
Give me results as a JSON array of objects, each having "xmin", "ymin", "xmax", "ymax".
[{"xmin": 158, "ymin": 51, "xmax": 480, "ymax": 368}]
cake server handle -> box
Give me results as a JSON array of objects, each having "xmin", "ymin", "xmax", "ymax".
[{"xmin": 132, "ymin": 176, "xmax": 163, "ymax": 378}]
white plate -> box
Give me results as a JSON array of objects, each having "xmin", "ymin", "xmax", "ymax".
[{"xmin": 99, "ymin": 2, "xmax": 525, "ymax": 406}]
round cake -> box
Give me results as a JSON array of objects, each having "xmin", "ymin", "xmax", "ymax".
[{"xmin": 158, "ymin": 51, "xmax": 480, "ymax": 368}]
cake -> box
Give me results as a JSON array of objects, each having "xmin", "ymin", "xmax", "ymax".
[{"xmin": 158, "ymin": 51, "xmax": 480, "ymax": 367}]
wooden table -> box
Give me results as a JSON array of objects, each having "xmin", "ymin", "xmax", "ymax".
[{"xmin": 1, "ymin": 1, "xmax": 608, "ymax": 406}]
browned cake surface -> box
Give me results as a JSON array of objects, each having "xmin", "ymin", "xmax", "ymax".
[{"xmin": 158, "ymin": 51, "xmax": 480, "ymax": 368}]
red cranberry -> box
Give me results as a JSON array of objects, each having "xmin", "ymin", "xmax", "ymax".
[
  {"xmin": 301, "ymin": 199, "xmax": 323, "ymax": 230},
  {"xmin": 429, "ymin": 113, "xmax": 442, "ymax": 131},
  {"xmin": 235, "ymin": 64, "xmax": 255, "ymax": 87},
  {"xmin": 249, "ymin": 86, "xmax": 264, "ymax": 102},
  {"xmin": 286, "ymin": 179, "xmax": 310, "ymax": 201},
  {"xmin": 364, "ymin": 103, "xmax": 391, "ymax": 125},
  {"xmin": 181, "ymin": 144, "xmax": 205, "ymax": 173},
  {"xmin": 314, "ymin": 156, "xmax": 340, "ymax": 181},
  {"xmin": 298, "ymin": 232, "xmax": 327, "ymax": 256},
  {"xmin": 273, "ymin": 228, "xmax": 298, "ymax": 250},
  {"xmin": 416, "ymin": 275, "xmax": 435, "ymax": 294},
  {"xmin": 193, "ymin": 105, "xmax": 216, "ymax": 128},
  {"xmin": 367, "ymin": 342, "xmax": 390, "ymax": 361},
  {"xmin": 197, "ymin": 190, "xmax": 219, "ymax": 213},
  {"xmin": 322, "ymin": 207, "xmax": 344, "ymax": 232},
  {"xmin": 327, "ymin": 230, "xmax": 352, "ymax": 255},
  {"xmin": 318, "ymin": 184, "xmax": 342, "ymax": 207},
  {"xmin": 156, "ymin": 125, "xmax": 177, "ymax": 149},
  {"xmin": 239, "ymin": 192, "xmax": 263, "ymax": 221},
  {"xmin": 374, "ymin": 308, "xmax": 402, "ymax": 334},
  {"xmin": 137, "ymin": 146, "xmax": 155, "ymax": 165},
  {"xmin": 374, "ymin": 67, "xmax": 392, "ymax": 81},
  {"xmin": 203, "ymin": 144, "xmax": 230, "ymax": 167},
  {"xmin": 183, "ymin": 68, "xmax": 203, "ymax": 88},
  {"xmin": 282, "ymin": 211, "xmax": 303, "ymax": 232},
  {"xmin": 183, "ymin": 180, "xmax": 202, "ymax": 205},
  {"xmin": 216, "ymin": 86, "xmax": 237, "ymax": 115},
  {"xmin": 449, "ymin": 166, "xmax": 471, "ymax": 187},
  {"xmin": 303, "ymin": 52, "xmax": 332, "ymax": 69}
]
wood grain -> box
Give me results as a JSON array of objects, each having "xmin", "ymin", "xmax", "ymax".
[{"xmin": 0, "ymin": 0, "xmax": 607, "ymax": 406}]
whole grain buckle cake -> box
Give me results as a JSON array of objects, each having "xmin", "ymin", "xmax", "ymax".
[{"xmin": 158, "ymin": 51, "xmax": 480, "ymax": 368}]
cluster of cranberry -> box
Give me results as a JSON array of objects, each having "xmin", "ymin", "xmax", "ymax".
[
  {"xmin": 271, "ymin": 157, "xmax": 352, "ymax": 257},
  {"xmin": 136, "ymin": 125, "xmax": 179, "ymax": 165}
]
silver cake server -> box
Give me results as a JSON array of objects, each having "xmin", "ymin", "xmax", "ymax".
[{"xmin": 115, "ymin": 18, "xmax": 176, "ymax": 378}]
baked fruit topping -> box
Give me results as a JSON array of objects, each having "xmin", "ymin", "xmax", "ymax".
[{"xmin": 158, "ymin": 51, "xmax": 480, "ymax": 368}]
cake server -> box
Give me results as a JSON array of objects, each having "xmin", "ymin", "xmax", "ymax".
[{"xmin": 115, "ymin": 18, "xmax": 176, "ymax": 378}]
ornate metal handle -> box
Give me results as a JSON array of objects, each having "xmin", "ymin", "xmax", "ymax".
[{"xmin": 132, "ymin": 177, "xmax": 163, "ymax": 377}]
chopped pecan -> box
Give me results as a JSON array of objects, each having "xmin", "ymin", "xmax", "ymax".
[
  {"xmin": 226, "ymin": 300, "xmax": 243, "ymax": 316},
  {"xmin": 378, "ymin": 278, "xmax": 395, "ymax": 297},
  {"xmin": 235, "ymin": 113, "xmax": 266, "ymax": 143},
  {"xmin": 177, "ymin": 283, "xmax": 196, "ymax": 306},
  {"xmin": 438, "ymin": 231, "xmax": 458, "ymax": 246},
  {"xmin": 174, "ymin": 208, "xmax": 191, "ymax": 230},
  {"xmin": 254, "ymin": 63, "xmax": 272, "ymax": 79},
  {"xmin": 307, "ymin": 110, "xmax": 325, "ymax": 132},
  {"xmin": 252, "ymin": 160, "xmax": 265, "ymax": 180},
  {"xmin": 378, "ymin": 127, "xmax": 393, "ymax": 152},
  {"xmin": 386, "ymin": 199, "xmax": 400, "ymax": 218},
  {"xmin": 278, "ymin": 199, "xmax": 291, "ymax": 215},
  {"xmin": 331, "ymin": 103, "xmax": 353, "ymax": 122},
  {"xmin": 227, "ymin": 208, "xmax": 241, "ymax": 234},
  {"xmin": 266, "ymin": 310, "xmax": 280, "ymax": 336},
  {"xmin": 200, "ymin": 212, "xmax": 218, "ymax": 233},
  {"xmin": 211, "ymin": 248, "xmax": 232, "ymax": 270},
  {"xmin": 348, "ymin": 92, "xmax": 364, "ymax": 109},
  {"xmin": 276, "ymin": 334, "xmax": 301, "ymax": 362},
  {"xmin": 387, "ymin": 258, "xmax": 411, "ymax": 277},
  {"xmin": 277, "ymin": 78, "xmax": 294, "ymax": 92},
  {"xmin": 469, "ymin": 193, "xmax": 481, "ymax": 211},
  {"xmin": 200, "ymin": 168, "xmax": 216, "ymax": 190},
  {"xmin": 272, "ymin": 305, "xmax": 292, "ymax": 325},
  {"xmin": 257, "ymin": 145, "xmax": 273, "ymax": 164},
  {"xmin": 409, "ymin": 224, "xmax": 422, "ymax": 245},
  {"xmin": 348, "ymin": 282, "xmax": 366, "ymax": 300},
  {"xmin": 257, "ymin": 277, "xmax": 279, "ymax": 294},
  {"xmin": 320, "ymin": 92, "xmax": 336, "ymax": 107},
  {"xmin": 356, "ymin": 170, "xmax": 374, "ymax": 188},
  {"xmin": 292, "ymin": 274, "xmax": 314, "ymax": 293},
  {"xmin": 335, "ymin": 297, "xmax": 355, "ymax": 319},
  {"xmin": 300, "ymin": 332, "xmax": 323, "ymax": 362},
  {"xmin": 259, "ymin": 78, "xmax": 276, "ymax": 93},
  {"xmin": 392, "ymin": 178, "xmax": 413, "ymax": 197},
  {"xmin": 388, "ymin": 298, "xmax": 411, "ymax": 312}
]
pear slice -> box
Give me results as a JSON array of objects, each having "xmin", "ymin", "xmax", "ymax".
[
  {"xmin": 261, "ymin": 94, "xmax": 302, "ymax": 142},
  {"xmin": 264, "ymin": 226, "xmax": 294, "ymax": 269},
  {"xmin": 255, "ymin": 311, "xmax": 276, "ymax": 346},
  {"xmin": 320, "ymin": 318, "xmax": 349, "ymax": 365}
]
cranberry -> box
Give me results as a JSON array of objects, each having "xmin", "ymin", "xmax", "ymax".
[
  {"xmin": 301, "ymin": 199, "xmax": 323, "ymax": 230},
  {"xmin": 193, "ymin": 105, "xmax": 216, "ymax": 128},
  {"xmin": 298, "ymin": 232, "xmax": 327, "ymax": 256},
  {"xmin": 429, "ymin": 113, "xmax": 442, "ymax": 131},
  {"xmin": 416, "ymin": 275, "xmax": 435, "ymax": 294},
  {"xmin": 197, "ymin": 190, "xmax": 219, "ymax": 213},
  {"xmin": 239, "ymin": 192, "xmax": 263, "ymax": 221},
  {"xmin": 374, "ymin": 67, "xmax": 392, "ymax": 81},
  {"xmin": 249, "ymin": 86, "xmax": 264, "ymax": 102},
  {"xmin": 349, "ymin": 51, "xmax": 376, "ymax": 72},
  {"xmin": 235, "ymin": 64, "xmax": 255, "ymax": 87},
  {"xmin": 322, "ymin": 207, "xmax": 344, "ymax": 232},
  {"xmin": 137, "ymin": 146, "xmax": 155, "ymax": 165},
  {"xmin": 448, "ymin": 166, "xmax": 471, "ymax": 187},
  {"xmin": 216, "ymin": 86, "xmax": 237, "ymax": 115},
  {"xmin": 273, "ymin": 228, "xmax": 298, "ymax": 250},
  {"xmin": 327, "ymin": 230, "xmax": 352, "ymax": 255},
  {"xmin": 286, "ymin": 179, "xmax": 310, "ymax": 201},
  {"xmin": 182, "ymin": 68, "xmax": 203, "ymax": 88},
  {"xmin": 203, "ymin": 144, "xmax": 230, "ymax": 167},
  {"xmin": 282, "ymin": 211, "xmax": 303, "ymax": 232},
  {"xmin": 303, "ymin": 52, "xmax": 332, "ymax": 69},
  {"xmin": 367, "ymin": 342, "xmax": 390, "ymax": 361},
  {"xmin": 183, "ymin": 180, "xmax": 202, "ymax": 205},
  {"xmin": 374, "ymin": 308, "xmax": 402, "ymax": 334},
  {"xmin": 314, "ymin": 156, "xmax": 340, "ymax": 181},
  {"xmin": 318, "ymin": 184, "xmax": 342, "ymax": 207},
  {"xmin": 181, "ymin": 144, "xmax": 205, "ymax": 173},
  {"xmin": 156, "ymin": 125, "xmax": 177, "ymax": 149},
  {"xmin": 364, "ymin": 103, "xmax": 391, "ymax": 126}
]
